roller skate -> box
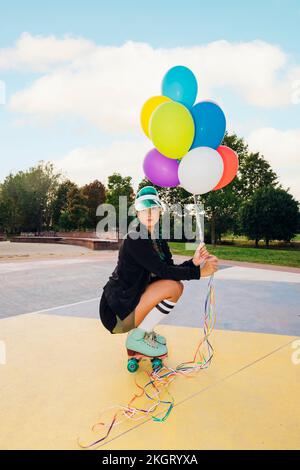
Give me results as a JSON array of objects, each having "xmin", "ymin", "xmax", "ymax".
[
  {"xmin": 150, "ymin": 330, "xmax": 166, "ymax": 345},
  {"xmin": 126, "ymin": 327, "xmax": 168, "ymax": 373}
]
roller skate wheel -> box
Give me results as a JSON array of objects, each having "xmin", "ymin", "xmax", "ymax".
[
  {"xmin": 151, "ymin": 358, "xmax": 163, "ymax": 371},
  {"xmin": 127, "ymin": 358, "xmax": 139, "ymax": 373}
]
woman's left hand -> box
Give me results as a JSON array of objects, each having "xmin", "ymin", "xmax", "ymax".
[{"xmin": 192, "ymin": 243, "xmax": 210, "ymax": 267}]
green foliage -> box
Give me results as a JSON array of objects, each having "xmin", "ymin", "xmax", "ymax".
[
  {"xmin": 0, "ymin": 161, "xmax": 61, "ymax": 234},
  {"xmin": 0, "ymin": 131, "xmax": 298, "ymax": 245},
  {"xmin": 58, "ymin": 186, "xmax": 90, "ymax": 230},
  {"xmin": 105, "ymin": 173, "xmax": 135, "ymax": 231},
  {"xmin": 53, "ymin": 179, "xmax": 106, "ymax": 231},
  {"xmin": 201, "ymin": 133, "xmax": 280, "ymax": 243},
  {"xmin": 238, "ymin": 152, "xmax": 278, "ymax": 199},
  {"xmin": 170, "ymin": 242, "xmax": 300, "ymax": 268},
  {"xmin": 239, "ymin": 186, "xmax": 299, "ymax": 246},
  {"xmin": 137, "ymin": 133, "xmax": 298, "ymax": 246},
  {"xmin": 81, "ymin": 180, "xmax": 106, "ymax": 228},
  {"xmin": 51, "ymin": 180, "xmax": 78, "ymax": 229}
]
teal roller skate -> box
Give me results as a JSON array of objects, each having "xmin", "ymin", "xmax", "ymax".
[
  {"xmin": 126, "ymin": 328, "xmax": 168, "ymax": 373},
  {"xmin": 150, "ymin": 330, "xmax": 166, "ymax": 345}
]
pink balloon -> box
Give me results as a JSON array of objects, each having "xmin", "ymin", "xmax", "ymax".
[
  {"xmin": 143, "ymin": 148, "xmax": 180, "ymax": 188},
  {"xmin": 213, "ymin": 145, "xmax": 239, "ymax": 190}
]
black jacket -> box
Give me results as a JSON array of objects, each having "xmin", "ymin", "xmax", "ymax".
[{"xmin": 102, "ymin": 230, "xmax": 201, "ymax": 319}]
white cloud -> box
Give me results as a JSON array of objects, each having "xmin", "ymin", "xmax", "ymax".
[
  {"xmin": 0, "ymin": 32, "xmax": 96, "ymax": 72},
  {"xmin": 2, "ymin": 33, "xmax": 300, "ymax": 199},
  {"xmin": 55, "ymin": 127, "xmax": 300, "ymax": 201},
  {"xmin": 2, "ymin": 34, "xmax": 299, "ymax": 134},
  {"xmin": 247, "ymin": 127, "xmax": 300, "ymax": 201},
  {"xmin": 54, "ymin": 139, "xmax": 150, "ymax": 189}
]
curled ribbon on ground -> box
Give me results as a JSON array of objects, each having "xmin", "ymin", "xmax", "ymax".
[{"xmin": 78, "ymin": 274, "xmax": 216, "ymax": 449}]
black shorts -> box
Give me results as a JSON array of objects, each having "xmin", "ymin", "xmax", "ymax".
[
  {"xmin": 99, "ymin": 293, "xmax": 117, "ymax": 333},
  {"xmin": 99, "ymin": 292, "xmax": 135, "ymax": 334}
]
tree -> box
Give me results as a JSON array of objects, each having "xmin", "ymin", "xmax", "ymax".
[
  {"xmin": 239, "ymin": 186, "xmax": 299, "ymax": 247},
  {"xmin": 201, "ymin": 134, "xmax": 279, "ymax": 244},
  {"xmin": 51, "ymin": 180, "xmax": 78, "ymax": 229},
  {"xmin": 137, "ymin": 133, "xmax": 282, "ymax": 245},
  {"xmin": 59, "ymin": 186, "xmax": 90, "ymax": 230},
  {"xmin": 0, "ymin": 161, "xmax": 61, "ymax": 234},
  {"xmin": 81, "ymin": 180, "xmax": 106, "ymax": 229},
  {"xmin": 0, "ymin": 187, "xmax": 10, "ymax": 233},
  {"xmin": 238, "ymin": 152, "xmax": 279, "ymax": 200},
  {"xmin": 188, "ymin": 133, "xmax": 248, "ymax": 244},
  {"xmin": 105, "ymin": 173, "xmax": 134, "ymax": 235},
  {"xmin": 0, "ymin": 172, "xmax": 23, "ymax": 233},
  {"xmin": 201, "ymin": 184, "xmax": 241, "ymax": 244}
]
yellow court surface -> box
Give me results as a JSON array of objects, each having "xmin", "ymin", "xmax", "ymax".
[{"xmin": 0, "ymin": 313, "xmax": 299, "ymax": 450}]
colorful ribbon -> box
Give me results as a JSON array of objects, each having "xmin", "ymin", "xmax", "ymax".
[{"xmin": 78, "ymin": 274, "xmax": 216, "ymax": 449}]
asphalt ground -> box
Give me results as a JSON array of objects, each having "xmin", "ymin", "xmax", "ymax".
[{"xmin": 1, "ymin": 242, "xmax": 299, "ymax": 335}]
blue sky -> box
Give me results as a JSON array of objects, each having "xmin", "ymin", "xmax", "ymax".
[
  {"xmin": 1, "ymin": 0, "xmax": 299, "ymax": 54},
  {"xmin": 0, "ymin": 0, "xmax": 299, "ymax": 198}
]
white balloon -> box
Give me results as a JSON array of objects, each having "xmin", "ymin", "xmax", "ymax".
[{"xmin": 178, "ymin": 147, "xmax": 224, "ymax": 195}]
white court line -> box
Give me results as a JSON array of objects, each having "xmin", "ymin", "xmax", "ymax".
[
  {"xmin": 21, "ymin": 297, "xmax": 100, "ymax": 316},
  {"xmin": 0, "ymin": 257, "xmax": 104, "ymax": 274}
]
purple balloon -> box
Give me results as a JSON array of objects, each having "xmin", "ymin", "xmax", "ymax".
[{"xmin": 143, "ymin": 148, "xmax": 180, "ymax": 188}]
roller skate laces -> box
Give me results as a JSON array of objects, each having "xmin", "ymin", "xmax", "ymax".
[
  {"xmin": 144, "ymin": 331, "xmax": 159, "ymax": 348},
  {"xmin": 78, "ymin": 275, "xmax": 216, "ymax": 449},
  {"xmin": 150, "ymin": 330, "xmax": 166, "ymax": 345}
]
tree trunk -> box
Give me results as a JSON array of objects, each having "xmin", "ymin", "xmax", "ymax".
[{"xmin": 255, "ymin": 238, "xmax": 259, "ymax": 247}]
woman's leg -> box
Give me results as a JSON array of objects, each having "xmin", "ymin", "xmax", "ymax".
[{"xmin": 134, "ymin": 279, "xmax": 183, "ymax": 327}]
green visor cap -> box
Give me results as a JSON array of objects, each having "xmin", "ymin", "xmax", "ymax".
[{"xmin": 134, "ymin": 186, "xmax": 163, "ymax": 211}]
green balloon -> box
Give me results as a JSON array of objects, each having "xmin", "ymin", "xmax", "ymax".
[{"xmin": 149, "ymin": 101, "xmax": 195, "ymax": 159}]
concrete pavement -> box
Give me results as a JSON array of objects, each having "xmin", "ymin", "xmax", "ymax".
[{"xmin": 0, "ymin": 243, "xmax": 299, "ymax": 450}]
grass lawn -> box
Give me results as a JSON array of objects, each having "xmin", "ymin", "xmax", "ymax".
[{"xmin": 169, "ymin": 242, "xmax": 300, "ymax": 268}]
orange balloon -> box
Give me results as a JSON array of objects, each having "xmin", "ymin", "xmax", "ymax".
[{"xmin": 213, "ymin": 145, "xmax": 239, "ymax": 190}]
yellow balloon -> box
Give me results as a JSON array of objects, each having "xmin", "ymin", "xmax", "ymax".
[
  {"xmin": 140, "ymin": 95, "xmax": 171, "ymax": 138},
  {"xmin": 149, "ymin": 102, "xmax": 195, "ymax": 159}
]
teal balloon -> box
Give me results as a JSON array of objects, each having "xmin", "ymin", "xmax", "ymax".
[
  {"xmin": 162, "ymin": 65, "xmax": 198, "ymax": 108},
  {"xmin": 191, "ymin": 101, "xmax": 226, "ymax": 149}
]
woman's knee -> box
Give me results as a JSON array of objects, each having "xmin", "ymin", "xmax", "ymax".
[
  {"xmin": 166, "ymin": 280, "xmax": 184, "ymax": 300},
  {"xmin": 176, "ymin": 281, "xmax": 184, "ymax": 297}
]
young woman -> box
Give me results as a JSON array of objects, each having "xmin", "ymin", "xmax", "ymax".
[{"xmin": 99, "ymin": 186, "xmax": 218, "ymax": 358}]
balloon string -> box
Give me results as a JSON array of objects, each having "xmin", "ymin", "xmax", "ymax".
[
  {"xmin": 78, "ymin": 272, "xmax": 216, "ymax": 449},
  {"xmin": 193, "ymin": 194, "xmax": 204, "ymax": 243}
]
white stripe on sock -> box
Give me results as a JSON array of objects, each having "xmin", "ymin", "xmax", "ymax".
[
  {"xmin": 160, "ymin": 300, "xmax": 175, "ymax": 310},
  {"xmin": 163, "ymin": 299, "xmax": 176, "ymax": 306}
]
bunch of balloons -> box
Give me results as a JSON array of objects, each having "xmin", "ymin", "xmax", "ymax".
[{"xmin": 140, "ymin": 65, "xmax": 239, "ymax": 195}]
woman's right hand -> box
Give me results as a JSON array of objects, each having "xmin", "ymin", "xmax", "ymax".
[
  {"xmin": 192, "ymin": 243, "xmax": 209, "ymax": 266},
  {"xmin": 200, "ymin": 255, "xmax": 219, "ymax": 277}
]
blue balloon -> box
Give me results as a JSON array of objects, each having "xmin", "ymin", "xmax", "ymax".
[
  {"xmin": 191, "ymin": 101, "xmax": 226, "ymax": 149},
  {"xmin": 162, "ymin": 65, "xmax": 198, "ymax": 108}
]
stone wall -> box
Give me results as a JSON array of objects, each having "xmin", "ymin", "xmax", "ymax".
[
  {"xmin": 10, "ymin": 235, "xmax": 121, "ymax": 250},
  {"xmin": 19, "ymin": 230, "xmax": 119, "ymax": 240}
]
